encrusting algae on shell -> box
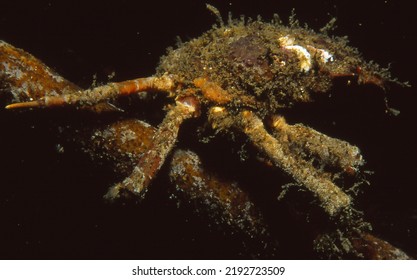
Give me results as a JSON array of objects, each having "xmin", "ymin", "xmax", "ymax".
[{"xmin": 0, "ymin": 5, "xmax": 411, "ymax": 259}]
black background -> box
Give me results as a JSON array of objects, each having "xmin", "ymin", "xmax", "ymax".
[{"xmin": 1, "ymin": 0, "xmax": 416, "ymax": 259}]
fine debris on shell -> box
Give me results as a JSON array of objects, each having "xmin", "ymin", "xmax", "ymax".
[{"xmin": 0, "ymin": 7, "xmax": 410, "ymax": 259}]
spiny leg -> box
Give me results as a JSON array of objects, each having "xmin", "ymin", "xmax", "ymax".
[
  {"xmin": 271, "ymin": 115, "xmax": 364, "ymax": 174},
  {"xmin": 5, "ymin": 74, "xmax": 176, "ymax": 109},
  {"xmin": 104, "ymin": 96, "xmax": 200, "ymax": 199},
  {"xmin": 209, "ymin": 107, "xmax": 351, "ymax": 217}
]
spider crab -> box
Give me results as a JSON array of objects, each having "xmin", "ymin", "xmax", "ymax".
[
  {"xmin": 3, "ymin": 7, "xmax": 398, "ymax": 221},
  {"xmin": 1, "ymin": 3, "xmax": 412, "ymax": 258}
]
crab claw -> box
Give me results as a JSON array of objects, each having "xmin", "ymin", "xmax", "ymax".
[
  {"xmin": 356, "ymin": 62, "xmax": 410, "ymax": 90},
  {"xmin": 356, "ymin": 66, "xmax": 388, "ymax": 90},
  {"xmin": 355, "ymin": 65, "xmax": 409, "ymax": 116}
]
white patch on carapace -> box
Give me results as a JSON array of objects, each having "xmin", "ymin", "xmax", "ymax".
[
  {"xmin": 284, "ymin": 45, "xmax": 312, "ymax": 72},
  {"xmin": 278, "ymin": 36, "xmax": 312, "ymax": 72},
  {"xmin": 308, "ymin": 46, "xmax": 334, "ymax": 63},
  {"xmin": 278, "ymin": 36, "xmax": 336, "ymax": 71},
  {"xmin": 315, "ymin": 48, "xmax": 334, "ymax": 64}
]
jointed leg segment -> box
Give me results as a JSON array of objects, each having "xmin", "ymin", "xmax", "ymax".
[
  {"xmin": 209, "ymin": 107, "xmax": 351, "ymax": 217},
  {"xmin": 271, "ymin": 115, "xmax": 364, "ymax": 173},
  {"xmin": 105, "ymin": 96, "xmax": 199, "ymax": 199},
  {"xmin": 5, "ymin": 74, "xmax": 176, "ymax": 109},
  {"xmin": 5, "ymin": 71, "xmax": 198, "ymax": 200}
]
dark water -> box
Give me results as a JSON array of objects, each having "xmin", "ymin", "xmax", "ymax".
[{"xmin": 1, "ymin": 0, "xmax": 416, "ymax": 259}]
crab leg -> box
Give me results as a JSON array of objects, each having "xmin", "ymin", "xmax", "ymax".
[
  {"xmin": 5, "ymin": 74, "xmax": 176, "ymax": 109},
  {"xmin": 209, "ymin": 107, "xmax": 351, "ymax": 217},
  {"xmin": 104, "ymin": 96, "xmax": 199, "ymax": 199},
  {"xmin": 271, "ymin": 115, "xmax": 364, "ymax": 174}
]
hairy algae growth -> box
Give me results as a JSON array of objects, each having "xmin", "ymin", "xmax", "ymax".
[
  {"xmin": 1, "ymin": 5, "xmax": 411, "ymax": 259},
  {"xmin": 158, "ymin": 15, "xmax": 391, "ymax": 117}
]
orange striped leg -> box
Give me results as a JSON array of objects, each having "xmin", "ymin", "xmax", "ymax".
[
  {"xmin": 104, "ymin": 96, "xmax": 200, "ymax": 199},
  {"xmin": 5, "ymin": 74, "xmax": 175, "ymax": 109}
]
